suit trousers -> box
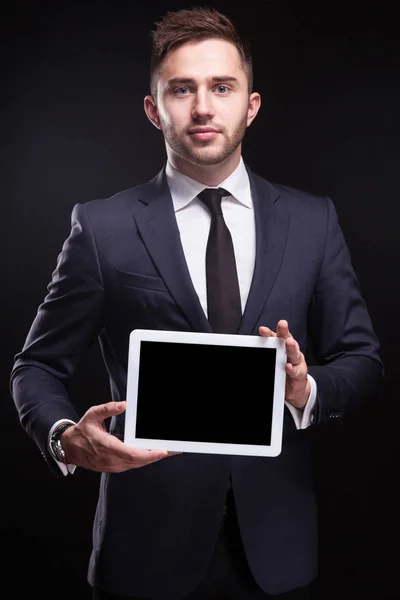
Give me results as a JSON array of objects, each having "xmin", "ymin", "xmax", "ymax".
[{"xmin": 92, "ymin": 488, "xmax": 312, "ymax": 600}]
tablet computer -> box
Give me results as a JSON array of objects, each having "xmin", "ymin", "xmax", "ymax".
[{"xmin": 124, "ymin": 329, "xmax": 287, "ymax": 457}]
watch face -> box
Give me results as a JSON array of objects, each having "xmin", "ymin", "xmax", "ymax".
[{"xmin": 52, "ymin": 439, "xmax": 66, "ymax": 463}]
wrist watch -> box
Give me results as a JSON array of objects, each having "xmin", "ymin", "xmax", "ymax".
[{"xmin": 49, "ymin": 422, "xmax": 74, "ymax": 464}]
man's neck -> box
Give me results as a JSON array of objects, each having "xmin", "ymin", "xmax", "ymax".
[{"xmin": 167, "ymin": 150, "xmax": 242, "ymax": 187}]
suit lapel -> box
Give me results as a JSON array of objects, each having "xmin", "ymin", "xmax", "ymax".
[
  {"xmin": 131, "ymin": 168, "xmax": 211, "ymax": 333},
  {"xmin": 238, "ymin": 168, "xmax": 290, "ymax": 334}
]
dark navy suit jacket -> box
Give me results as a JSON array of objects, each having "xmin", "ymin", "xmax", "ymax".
[{"xmin": 10, "ymin": 165, "xmax": 383, "ymax": 597}]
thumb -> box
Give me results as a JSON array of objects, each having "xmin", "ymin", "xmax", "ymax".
[{"xmin": 88, "ymin": 401, "xmax": 126, "ymax": 424}]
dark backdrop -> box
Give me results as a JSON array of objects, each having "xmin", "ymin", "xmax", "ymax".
[{"xmin": 1, "ymin": 1, "xmax": 399, "ymax": 599}]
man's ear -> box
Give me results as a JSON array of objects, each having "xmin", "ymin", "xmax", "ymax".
[
  {"xmin": 144, "ymin": 95, "xmax": 161, "ymax": 129},
  {"xmin": 246, "ymin": 92, "xmax": 261, "ymax": 128}
]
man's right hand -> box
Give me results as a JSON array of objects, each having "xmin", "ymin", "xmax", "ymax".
[{"xmin": 60, "ymin": 401, "xmax": 177, "ymax": 472}]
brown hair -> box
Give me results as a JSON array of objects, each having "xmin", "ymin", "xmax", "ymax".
[{"xmin": 149, "ymin": 6, "xmax": 253, "ymax": 97}]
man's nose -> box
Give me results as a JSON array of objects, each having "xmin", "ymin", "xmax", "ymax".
[{"xmin": 191, "ymin": 91, "xmax": 215, "ymax": 119}]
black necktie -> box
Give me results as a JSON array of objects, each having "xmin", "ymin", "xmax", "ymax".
[{"xmin": 198, "ymin": 188, "xmax": 242, "ymax": 334}]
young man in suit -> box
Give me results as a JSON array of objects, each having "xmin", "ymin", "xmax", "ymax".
[{"xmin": 10, "ymin": 7, "xmax": 383, "ymax": 600}]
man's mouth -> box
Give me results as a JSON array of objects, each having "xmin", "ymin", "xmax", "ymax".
[{"xmin": 188, "ymin": 127, "xmax": 220, "ymax": 141}]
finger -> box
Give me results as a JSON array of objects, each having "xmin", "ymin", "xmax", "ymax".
[
  {"xmin": 276, "ymin": 320, "xmax": 291, "ymax": 339},
  {"xmin": 285, "ymin": 337, "xmax": 302, "ymax": 365},
  {"xmin": 258, "ymin": 326, "xmax": 277, "ymax": 337},
  {"xmin": 116, "ymin": 444, "xmax": 182, "ymax": 467},
  {"xmin": 115, "ymin": 441, "xmax": 169, "ymax": 465},
  {"xmin": 87, "ymin": 401, "xmax": 127, "ymax": 424},
  {"xmin": 285, "ymin": 362, "xmax": 301, "ymax": 377},
  {"xmin": 285, "ymin": 361, "xmax": 307, "ymax": 381},
  {"xmin": 130, "ymin": 448, "xmax": 170, "ymax": 466}
]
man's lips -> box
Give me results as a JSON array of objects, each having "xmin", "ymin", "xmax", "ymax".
[{"xmin": 188, "ymin": 127, "xmax": 220, "ymax": 141}]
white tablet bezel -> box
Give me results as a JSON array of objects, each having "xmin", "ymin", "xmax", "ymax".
[{"xmin": 124, "ymin": 329, "xmax": 287, "ymax": 457}]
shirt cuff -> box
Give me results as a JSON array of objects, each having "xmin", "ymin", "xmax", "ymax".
[
  {"xmin": 284, "ymin": 374, "xmax": 317, "ymax": 430},
  {"xmin": 48, "ymin": 419, "xmax": 77, "ymax": 476}
]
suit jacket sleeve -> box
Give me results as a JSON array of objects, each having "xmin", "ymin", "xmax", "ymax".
[
  {"xmin": 307, "ymin": 196, "xmax": 384, "ymax": 423},
  {"xmin": 10, "ymin": 203, "xmax": 104, "ymax": 473}
]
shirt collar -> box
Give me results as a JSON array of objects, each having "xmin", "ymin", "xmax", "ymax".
[{"xmin": 165, "ymin": 157, "xmax": 252, "ymax": 212}]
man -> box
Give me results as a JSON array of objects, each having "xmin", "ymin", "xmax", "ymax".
[{"xmin": 10, "ymin": 7, "xmax": 383, "ymax": 600}]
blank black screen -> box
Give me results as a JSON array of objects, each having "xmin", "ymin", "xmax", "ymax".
[{"xmin": 134, "ymin": 341, "xmax": 277, "ymax": 446}]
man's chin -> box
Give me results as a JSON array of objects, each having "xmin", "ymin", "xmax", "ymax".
[{"xmin": 185, "ymin": 148, "xmax": 230, "ymax": 167}]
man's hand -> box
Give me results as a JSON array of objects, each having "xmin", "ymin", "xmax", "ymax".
[
  {"xmin": 259, "ymin": 320, "xmax": 311, "ymax": 410},
  {"xmin": 60, "ymin": 401, "xmax": 179, "ymax": 472}
]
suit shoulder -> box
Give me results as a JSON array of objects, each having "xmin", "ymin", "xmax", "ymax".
[
  {"xmin": 273, "ymin": 180, "xmax": 330, "ymax": 208},
  {"xmin": 250, "ymin": 170, "xmax": 328, "ymax": 205},
  {"xmin": 72, "ymin": 167, "xmax": 165, "ymax": 220},
  {"xmin": 274, "ymin": 182, "xmax": 326, "ymax": 201},
  {"xmin": 249, "ymin": 171, "xmax": 337, "ymax": 228},
  {"xmin": 77, "ymin": 182, "xmax": 147, "ymax": 215},
  {"xmin": 275, "ymin": 183, "xmax": 338, "ymax": 227}
]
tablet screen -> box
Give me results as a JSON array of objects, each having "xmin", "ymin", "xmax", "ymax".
[{"xmin": 135, "ymin": 340, "xmax": 276, "ymax": 446}]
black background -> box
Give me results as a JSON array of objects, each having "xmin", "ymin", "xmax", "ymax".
[{"xmin": 1, "ymin": 1, "xmax": 399, "ymax": 599}]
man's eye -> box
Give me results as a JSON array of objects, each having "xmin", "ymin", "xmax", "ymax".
[
  {"xmin": 175, "ymin": 87, "xmax": 190, "ymax": 95},
  {"xmin": 216, "ymin": 85, "xmax": 229, "ymax": 94}
]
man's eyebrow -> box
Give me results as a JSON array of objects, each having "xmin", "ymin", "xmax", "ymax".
[
  {"xmin": 165, "ymin": 78, "xmax": 196, "ymax": 88},
  {"xmin": 165, "ymin": 76, "xmax": 239, "ymax": 88},
  {"xmin": 210, "ymin": 76, "xmax": 238, "ymax": 84}
]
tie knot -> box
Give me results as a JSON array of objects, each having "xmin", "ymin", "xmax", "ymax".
[{"xmin": 198, "ymin": 188, "xmax": 229, "ymax": 216}]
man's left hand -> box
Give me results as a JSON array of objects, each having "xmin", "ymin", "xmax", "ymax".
[{"xmin": 259, "ymin": 320, "xmax": 310, "ymax": 411}]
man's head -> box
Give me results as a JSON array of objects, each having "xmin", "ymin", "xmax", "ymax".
[
  {"xmin": 149, "ymin": 7, "xmax": 253, "ymax": 98},
  {"xmin": 144, "ymin": 7, "xmax": 261, "ymax": 181}
]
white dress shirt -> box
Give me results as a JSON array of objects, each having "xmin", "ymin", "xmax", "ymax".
[{"xmin": 52, "ymin": 158, "xmax": 316, "ymax": 474}]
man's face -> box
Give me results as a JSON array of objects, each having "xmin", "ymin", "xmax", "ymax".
[{"xmin": 147, "ymin": 39, "xmax": 259, "ymax": 169}]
